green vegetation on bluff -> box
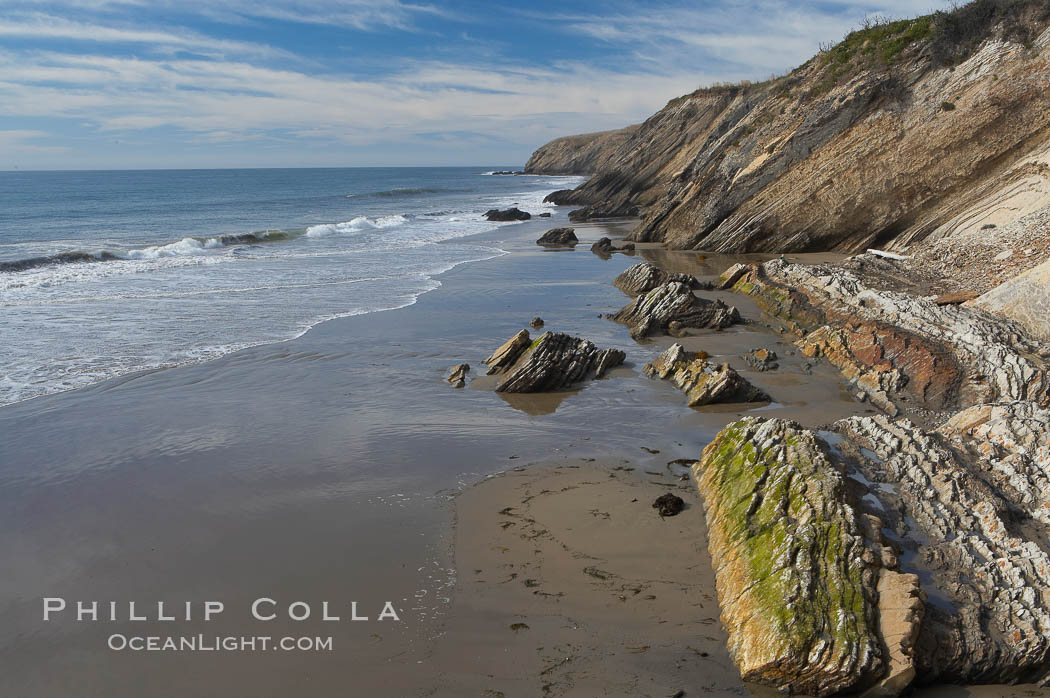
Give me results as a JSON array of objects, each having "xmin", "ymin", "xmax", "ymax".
[{"xmin": 669, "ymin": 0, "xmax": 1050, "ymax": 104}]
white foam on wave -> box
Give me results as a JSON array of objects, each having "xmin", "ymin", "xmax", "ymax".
[
  {"xmin": 0, "ymin": 254, "xmax": 227, "ymax": 297},
  {"xmin": 2, "ymin": 173, "xmax": 583, "ymax": 407},
  {"xmin": 0, "ymin": 242, "xmax": 508, "ymax": 407},
  {"xmin": 306, "ymin": 214, "xmax": 408, "ymax": 238},
  {"xmin": 126, "ymin": 237, "xmax": 218, "ymax": 259}
]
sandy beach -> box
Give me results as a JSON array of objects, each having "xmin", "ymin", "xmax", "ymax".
[
  {"xmin": 0, "ymin": 211, "xmax": 864, "ymax": 695},
  {"xmin": 3, "ymin": 211, "xmax": 1045, "ymax": 696}
]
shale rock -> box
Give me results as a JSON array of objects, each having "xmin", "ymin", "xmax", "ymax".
[
  {"xmin": 526, "ymin": 19, "xmax": 1050, "ymax": 257},
  {"xmin": 644, "ymin": 344, "xmax": 768, "ymax": 406},
  {"xmin": 864, "ymin": 571, "xmax": 925, "ymax": 698},
  {"xmin": 745, "ymin": 348, "xmax": 778, "ymax": 371},
  {"xmin": 524, "ymin": 125, "xmax": 641, "ymax": 176},
  {"xmin": 484, "ymin": 331, "xmax": 625, "ymax": 393},
  {"xmin": 569, "ymin": 202, "xmax": 640, "ymax": 222},
  {"xmin": 612, "ymin": 262, "xmax": 699, "ymax": 296},
  {"xmin": 529, "ymin": 317, "xmax": 544, "ymax": 329},
  {"xmin": 537, "ymin": 212, "xmax": 552, "ymax": 217},
  {"xmin": 484, "ymin": 207, "xmax": 531, "ymax": 222},
  {"xmin": 483, "ymin": 329, "xmax": 531, "ymax": 375},
  {"xmin": 611, "ymin": 281, "xmax": 740, "ymax": 340},
  {"xmin": 974, "ymin": 258, "xmax": 1050, "ymax": 342},
  {"xmin": 837, "ymin": 411, "xmax": 1050, "ymax": 685},
  {"xmin": 543, "ymin": 189, "xmax": 576, "ymax": 205},
  {"xmin": 937, "ymin": 401, "xmax": 1050, "ymax": 527},
  {"xmin": 447, "ymin": 363, "xmax": 470, "ymax": 388},
  {"xmin": 693, "ymin": 417, "xmax": 884, "ymax": 696},
  {"xmin": 724, "ymin": 258, "xmax": 1049, "ymax": 415},
  {"xmin": 536, "ymin": 227, "xmax": 578, "ymax": 246}
]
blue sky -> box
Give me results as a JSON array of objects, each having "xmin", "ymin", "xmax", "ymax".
[{"xmin": 0, "ymin": 0, "xmax": 947, "ymax": 169}]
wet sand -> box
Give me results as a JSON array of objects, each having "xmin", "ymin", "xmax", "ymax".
[
  {"xmin": 0, "ymin": 212, "xmax": 1039, "ymax": 696},
  {"xmin": 440, "ymin": 460, "xmax": 1050, "ymax": 698}
]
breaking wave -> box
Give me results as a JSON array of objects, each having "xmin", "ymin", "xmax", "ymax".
[{"xmin": 305, "ymin": 215, "xmax": 409, "ymax": 238}]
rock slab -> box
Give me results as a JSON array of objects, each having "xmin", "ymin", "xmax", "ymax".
[
  {"xmin": 694, "ymin": 417, "xmax": 884, "ymax": 696},
  {"xmin": 484, "ymin": 330, "xmax": 625, "ymax": 393},
  {"xmin": 644, "ymin": 343, "xmax": 768, "ymax": 406},
  {"xmin": 611, "ymin": 281, "xmax": 740, "ymax": 340},
  {"xmin": 612, "ymin": 262, "xmax": 699, "ymax": 296}
]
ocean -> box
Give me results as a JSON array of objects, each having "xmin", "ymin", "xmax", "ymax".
[{"xmin": 0, "ymin": 167, "xmax": 584, "ymax": 406}]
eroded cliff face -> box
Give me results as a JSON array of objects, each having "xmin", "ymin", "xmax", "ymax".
[
  {"xmin": 528, "ymin": 11, "xmax": 1050, "ymax": 254},
  {"xmin": 522, "ymin": 125, "xmax": 639, "ymax": 175}
]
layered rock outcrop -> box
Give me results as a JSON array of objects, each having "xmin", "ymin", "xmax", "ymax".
[
  {"xmin": 720, "ymin": 258, "xmax": 1049, "ymax": 417},
  {"xmin": 644, "ymin": 344, "xmax": 768, "ymax": 406},
  {"xmin": 528, "ymin": 8, "xmax": 1050, "ymax": 259},
  {"xmin": 838, "ymin": 410, "xmax": 1050, "ymax": 686},
  {"xmin": 694, "ymin": 417, "xmax": 884, "ymax": 696},
  {"xmin": 483, "ymin": 330, "xmax": 625, "ymax": 393},
  {"xmin": 610, "ymin": 281, "xmax": 741, "ymax": 340},
  {"xmin": 447, "ymin": 363, "xmax": 469, "ymax": 388},
  {"xmin": 523, "ymin": 125, "xmax": 640, "ymax": 176},
  {"xmin": 974, "ymin": 257, "xmax": 1050, "ymax": 342},
  {"xmin": 693, "ymin": 405, "xmax": 1050, "ymax": 693},
  {"xmin": 612, "ymin": 262, "xmax": 700, "ymax": 296}
]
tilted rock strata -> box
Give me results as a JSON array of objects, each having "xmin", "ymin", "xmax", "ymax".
[
  {"xmin": 693, "ymin": 405, "xmax": 1050, "ymax": 693},
  {"xmin": 974, "ymin": 258, "xmax": 1050, "ymax": 342},
  {"xmin": 483, "ymin": 329, "xmax": 531, "ymax": 375},
  {"xmin": 528, "ymin": 20, "xmax": 1050, "ymax": 255},
  {"xmin": 611, "ymin": 281, "xmax": 740, "ymax": 340},
  {"xmin": 694, "ymin": 417, "xmax": 884, "ymax": 696},
  {"xmin": 447, "ymin": 363, "xmax": 469, "ymax": 388},
  {"xmin": 722, "ymin": 258, "xmax": 1049, "ymax": 414},
  {"xmin": 644, "ymin": 343, "xmax": 768, "ymax": 406},
  {"xmin": 523, "ymin": 125, "xmax": 640, "ymax": 175},
  {"xmin": 612, "ymin": 262, "xmax": 699, "ymax": 296},
  {"xmin": 484, "ymin": 330, "xmax": 625, "ymax": 393},
  {"xmin": 837, "ymin": 412, "xmax": 1050, "ymax": 685},
  {"xmin": 937, "ymin": 401, "xmax": 1050, "ymax": 527}
]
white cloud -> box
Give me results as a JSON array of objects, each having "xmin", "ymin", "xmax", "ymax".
[
  {"xmin": 0, "ymin": 13, "xmax": 293, "ymax": 58},
  {"xmin": 0, "ymin": 0, "xmax": 955, "ymax": 167},
  {"xmin": 555, "ymin": 0, "xmax": 949, "ymax": 76},
  {"xmin": 0, "ymin": 49, "xmax": 705, "ymax": 145},
  {"xmin": 2, "ymin": 0, "xmax": 448, "ymax": 32}
]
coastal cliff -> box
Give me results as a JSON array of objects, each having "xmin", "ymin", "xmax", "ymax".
[
  {"xmin": 529, "ymin": 2, "xmax": 1050, "ymax": 256},
  {"xmin": 522, "ymin": 125, "xmax": 639, "ymax": 175}
]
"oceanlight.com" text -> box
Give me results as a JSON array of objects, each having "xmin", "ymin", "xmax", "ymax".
[{"xmin": 107, "ymin": 634, "xmax": 334, "ymax": 652}]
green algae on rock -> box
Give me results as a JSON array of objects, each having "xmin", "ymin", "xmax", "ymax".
[{"xmin": 693, "ymin": 417, "xmax": 884, "ymax": 696}]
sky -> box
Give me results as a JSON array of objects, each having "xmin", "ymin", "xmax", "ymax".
[{"xmin": 0, "ymin": 0, "xmax": 949, "ymax": 170}]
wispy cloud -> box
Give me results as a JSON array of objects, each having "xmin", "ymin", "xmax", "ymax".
[
  {"xmin": 0, "ymin": 0, "xmax": 951, "ymax": 168},
  {"xmin": 548, "ymin": 0, "xmax": 945, "ymax": 75},
  {"xmin": 0, "ymin": 13, "xmax": 299, "ymax": 59},
  {"xmin": 3, "ymin": 0, "xmax": 449, "ymax": 32}
]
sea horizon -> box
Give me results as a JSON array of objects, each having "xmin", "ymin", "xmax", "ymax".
[{"xmin": 0, "ymin": 167, "xmax": 586, "ymax": 406}]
